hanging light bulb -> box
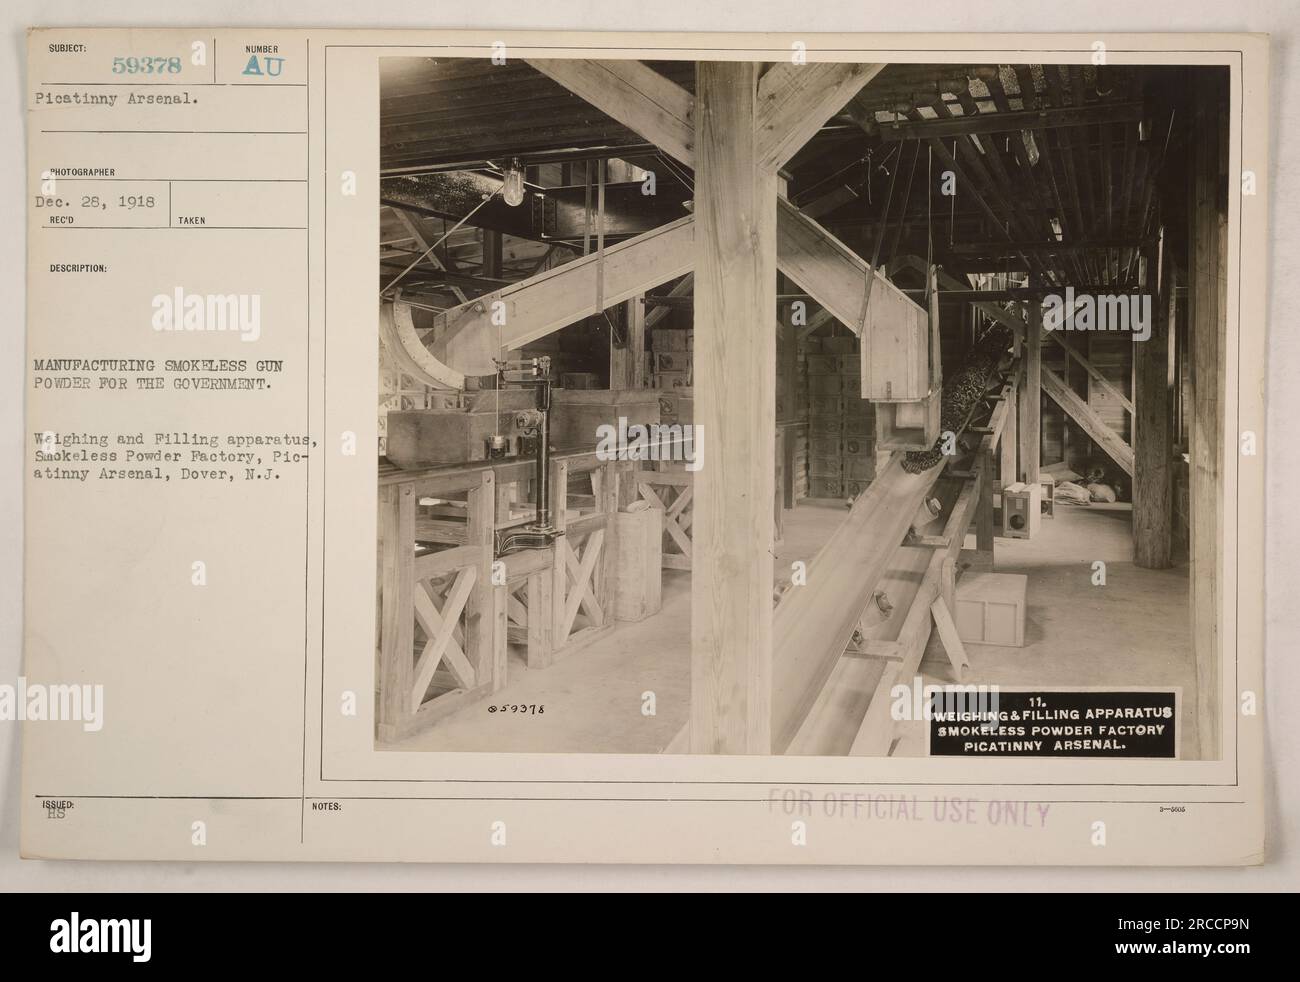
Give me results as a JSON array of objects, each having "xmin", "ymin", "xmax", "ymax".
[{"xmin": 501, "ymin": 159, "xmax": 526, "ymax": 207}]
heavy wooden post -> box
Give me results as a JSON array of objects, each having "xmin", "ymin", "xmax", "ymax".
[
  {"xmin": 629, "ymin": 297, "xmax": 646, "ymax": 389},
  {"xmin": 976, "ymin": 450, "xmax": 996, "ymax": 568},
  {"xmin": 377, "ymin": 484, "xmax": 415, "ymax": 741},
  {"xmin": 595, "ymin": 460, "xmax": 621, "ymax": 627},
  {"xmin": 1188, "ymin": 69, "xmax": 1228, "ymax": 760},
  {"xmin": 1019, "ymin": 287, "xmax": 1042, "ymax": 485},
  {"xmin": 611, "ymin": 297, "xmax": 646, "ymax": 389},
  {"xmin": 467, "ymin": 471, "xmax": 498, "ymax": 686},
  {"xmin": 777, "ymin": 294, "xmax": 799, "ymax": 509},
  {"xmin": 1001, "ymin": 363, "xmax": 1018, "ymax": 485},
  {"xmin": 525, "ymin": 570, "xmax": 554, "ymax": 669},
  {"xmin": 1134, "ymin": 252, "xmax": 1174, "ymax": 568},
  {"xmin": 690, "ymin": 62, "xmax": 776, "ymax": 754},
  {"xmin": 550, "ymin": 459, "xmax": 570, "ymax": 646}
]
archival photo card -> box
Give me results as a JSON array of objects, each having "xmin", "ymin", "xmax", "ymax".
[{"xmin": 20, "ymin": 29, "xmax": 1267, "ymax": 864}]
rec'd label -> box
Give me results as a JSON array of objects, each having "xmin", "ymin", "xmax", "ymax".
[{"xmin": 928, "ymin": 690, "xmax": 1178, "ymax": 758}]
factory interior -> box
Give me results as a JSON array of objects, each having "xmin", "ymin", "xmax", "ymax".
[{"xmin": 374, "ymin": 58, "xmax": 1229, "ymax": 759}]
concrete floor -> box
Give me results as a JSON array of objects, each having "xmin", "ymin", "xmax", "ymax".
[
  {"xmin": 892, "ymin": 500, "xmax": 1195, "ymax": 756},
  {"xmin": 392, "ymin": 572, "xmax": 694, "ymax": 754},
  {"xmin": 387, "ymin": 497, "xmax": 1194, "ymax": 757}
]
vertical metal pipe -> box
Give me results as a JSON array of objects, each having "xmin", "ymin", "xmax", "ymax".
[{"xmin": 535, "ymin": 381, "xmax": 552, "ymax": 528}]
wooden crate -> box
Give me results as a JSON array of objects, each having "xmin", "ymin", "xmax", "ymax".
[
  {"xmin": 552, "ymin": 389, "xmax": 662, "ymax": 451},
  {"xmin": 651, "ymin": 328, "xmax": 690, "ymax": 351},
  {"xmin": 810, "ymin": 476, "xmax": 843, "ymax": 497},
  {"xmin": 823, "ymin": 335, "xmax": 856, "ymax": 354},
  {"xmin": 810, "ymin": 434, "xmax": 841, "ymax": 456},
  {"xmin": 1001, "ymin": 483, "xmax": 1042, "ymax": 539},
  {"xmin": 841, "ymin": 434, "xmax": 874, "ymax": 457},
  {"xmin": 653, "ymin": 350, "xmax": 692, "ymax": 372},
  {"xmin": 808, "ymin": 395, "xmax": 843, "ymax": 416},
  {"xmin": 560, "ymin": 372, "xmax": 600, "ymax": 390},
  {"xmin": 954, "ymin": 572, "xmax": 1028, "ymax": 647},
  {"xmin": 792, "ymin": 430, "xmax": 809, "ymax": 499},
  {"xmin": 841, "ymin": 408, "xmax": 876, "ymax": 435},
  {"xmin": 809, "ymin": 456, "xmax": 843, "ymax": 478},
  {"xmin": 844, "ymin": 455, "xmax": 878, "ymax": 480},
  {"xmin": 806, "ymin": 353, "xmax": 839, "ymax": 375},
  {"xmin": 655, "ymin": 389, "xmax": 693, "ymax": 424},
  {"xmin": 656, "ymin": 370, "xmax": 692, "ymax": 389},
  {"xmin": 424, "ymin": 391, "xmax": 463, "ymax": 411}
]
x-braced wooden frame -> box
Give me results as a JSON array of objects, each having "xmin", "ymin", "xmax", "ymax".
[{"xmin": 635, "ymin": 468, "xmax": 693, "ymax": 570}]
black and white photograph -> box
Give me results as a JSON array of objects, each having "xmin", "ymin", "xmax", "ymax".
[{"xmin": 373, "ymin": 57, "xmax": 1229, "ymax": 760}]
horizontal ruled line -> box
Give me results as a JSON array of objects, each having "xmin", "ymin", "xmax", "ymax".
[
  {"xmin": 39, "ymin": 81, "xmax": 306, "ymax": 87},
  {"xmin": 42, "ymin": 129, "xmax": 306, "ymax": 135},
  {"xmin": 51, "ymin": 178, "xmax": 307, "ymax": 183},
  {"xmin": 41, "ymin": 225, "xmax": 307, "ymax": 230},
  {"xmin": 31, "ymin": 793, "xmax": 1250, "ymax": 804}
]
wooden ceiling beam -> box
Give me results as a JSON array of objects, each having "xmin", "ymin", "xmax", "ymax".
[
  {"xmin": 1052, "ymin": 132, "xmax": 1093, "ymax": 281},
  {"xmin": 525, "ymin": 59, "xmax": 696, "ymax": 167},
  {"xmin": 1042, "ymin": 69, "xmax": 1087, "ymax": 238},
  {"xmin": 644, "ymin": 273, "xmax": 693, "ymax": 329},
  {"xmin": 381, "ymin": 129, "xmax": 646, "ymax": 169},
  {"xmin": 929, "ymin": 94, "xmax": 1049, "ymax": 279},
  {"xmin": 1012, "ymin": 65, "xmax": 1040, "ymax": 111},
  {"xmin": 421, "ymin": 192, "xmax": 925, "ymax": 368},
  {"xmin": 1066, "ymin": 69, "xmax": 1103, "ymax": 281},
  {"xmin": 969, "ymin": 132, "xmax": 1044, "ymax": 248},
  {"xmin": 1006, "ymin": 131, "xmax": 1065, "ymax": 282},
  {"xmin": 798, "ymin": 183, "xmax": 860, "ymax": 219},
  {"xmin": 387, "ymin": 206, "xmax": 469, "ymax": 305},
  {"xmin": 985, "ymin": 74, "xmax": 1013, "ymax": 114},
  {"xmin": 946, "ymin": 236, "xmax": 1153, "ymax": 256},
  {"xmin": 926, "ymin": 137, "xmax": 1036, "ymax": 273},
  {"xmin": 775, "ymin": 197, "xmax": 921, "ymax": 336},
  {"xmin": 878, "ymin": 101, "xmax": 1143, "ymax": 140},
  {"xmin": 955, "ymin": 87, "xmax": 982, "ymax": 119},
  {"xmin": 756, "ymin": 62, "xmax": 885, "ymax": 170}
]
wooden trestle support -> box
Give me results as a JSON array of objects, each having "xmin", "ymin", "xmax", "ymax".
[{"xmin": 377, "ymin": 453, "xmax": 626, "ymax": 742}]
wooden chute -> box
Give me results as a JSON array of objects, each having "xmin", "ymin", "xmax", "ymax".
[{"xmin": 378, "ymin": 298, "xmax": 466, "ymax": 391}]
